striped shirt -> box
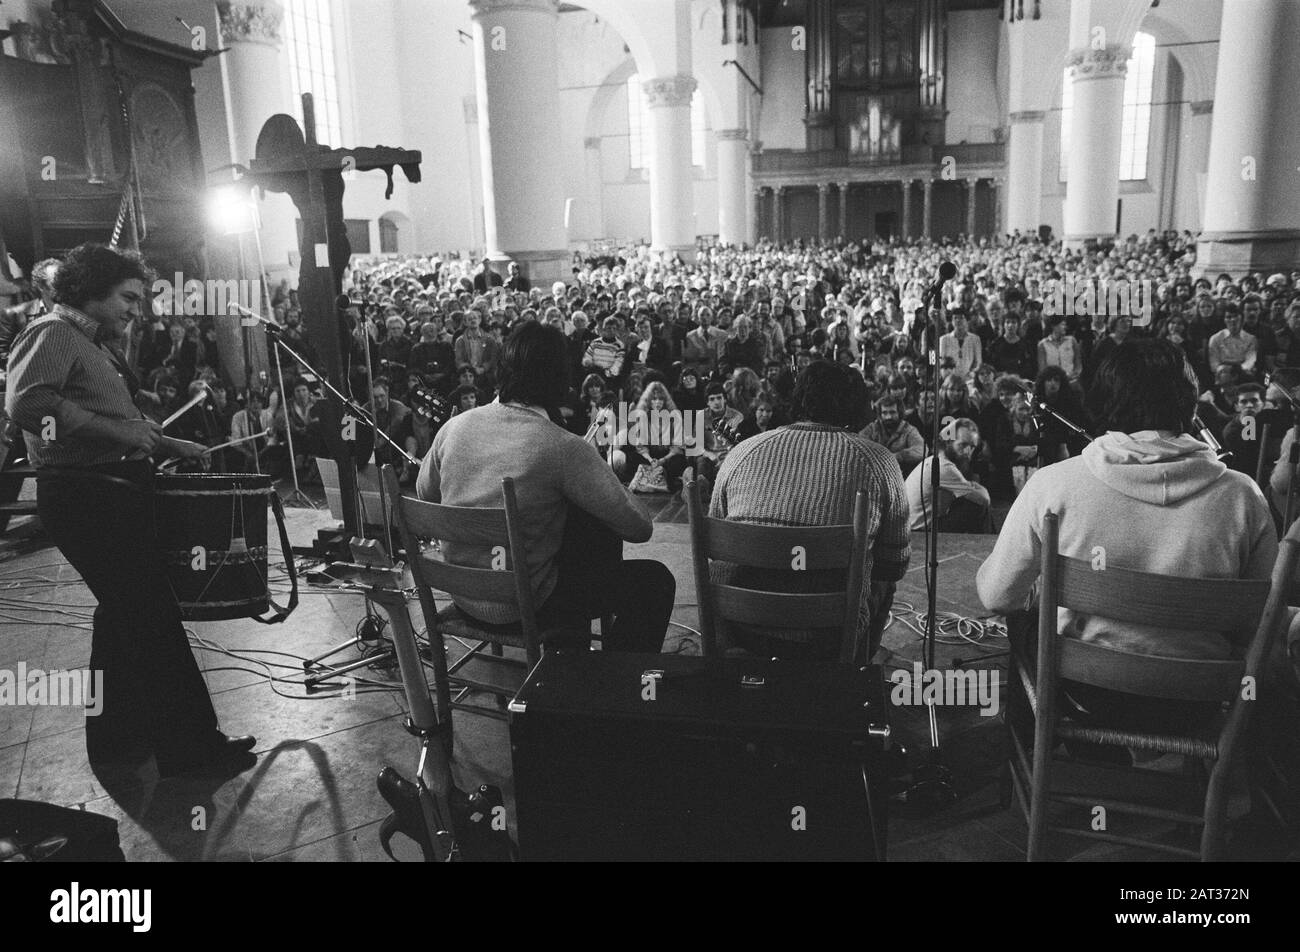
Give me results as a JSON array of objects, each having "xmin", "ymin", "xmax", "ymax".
[
  {"xmin": 709, "ymin": 423, "xmax": 911, "ymax": 647},
  {"xmin": 5, "ymin": 305, "xmax": 144, "ymax": 467},
  {"xmin": 584, "ymin": 336, "xmax": 626, "ymax": 377}
]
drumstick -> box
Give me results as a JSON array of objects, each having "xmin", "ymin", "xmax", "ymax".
[
  {"xmin": 156, "ymin": 430, "xmax": 271, "ymax": 473},
  {"xmin": 162, "ymin": 391, "xmax": 208, "ymax": 429}
]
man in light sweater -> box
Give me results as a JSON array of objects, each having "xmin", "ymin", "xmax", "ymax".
[
  {"xmin": 418, "ymin": 322, "xmax": 673, "ymax": 653},
  {"xmin": 977, "ymin": 339, "xmax": 1277, "ymax": 731}
]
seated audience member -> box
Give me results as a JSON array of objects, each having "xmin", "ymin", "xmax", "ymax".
[
  {"xmin": 905, "ymin": 418, "xmax": 992, "ymax": 533},
  {"xmin": 708, "ymin": 360, "xmax": 910, "ymax": 662},
  {"xmin": 697, "ymin": 382, "xmax": 744, "ymax": 484},
  {"xmin": 860, "ymin": 395, "xmax": 924, "ymax": 475},
  {"xmin": 672, "ymin": 365, "xmax": 706, "ymax": 413},
  {"xmin": 611, "ymin": 381, "xmax": 690, "ymax": 492},
  {"xmin": 976, "ymin": 338, "xmax": 1279, "ymax": 737},
  {"xmin": 231, "ymin": 390, "xmax": 286, "ymax": 475},
  {"xmin": 1221, "ymin": 383, "xmax": 1271, "ymax": 481},
  {"xmin": 371, "ymin": 376, "xmax": 415, "ymax": 479},
  {"xmin": 735, "ymin": 394, "xmax": 781, "ymax": 442},
  {"xmin": 417, "ymin": 322, "xmax": 674, "ymax": 653},
  {"xmin": 582, "ymin": 316, "xmax": 628, "ymax": 393}
]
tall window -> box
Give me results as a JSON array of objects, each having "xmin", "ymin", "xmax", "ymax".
[
  {"xmin": 1059, "ymin": 32, "xmax": 1155, "ymax": 182},
  {"xmin": 626, "ymin": 74, "xmax": 706, "ymax": 170},
  {"xmin": 284, "ymin": 0, "xmax": 342, "ymax": 147}
]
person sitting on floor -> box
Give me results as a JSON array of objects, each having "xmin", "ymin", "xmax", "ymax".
[{"xmin": 905, "ymin": 417, "xmax": 992, "ymax": 533}]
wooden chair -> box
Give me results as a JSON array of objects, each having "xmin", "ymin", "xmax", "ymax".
[
  {"xmin": 1008, "ymin": 511, "xmax": 1298, "ymax": 861},
  {"xmin": 684, "ymin": 471, "xmax": 869, "ymax": 662},
  {"xmin": 380, "ymin": 465, "xmax": 543, "ymax": 740}
]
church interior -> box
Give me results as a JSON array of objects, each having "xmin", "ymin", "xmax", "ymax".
[{"xmin": 1, "ymin": 0, "xmax": 1299, "ymax": 873}]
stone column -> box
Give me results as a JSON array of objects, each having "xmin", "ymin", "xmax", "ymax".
[
  {"xmin": 583, "ymin": 136, "xmax": 604, "ymax": 243},
  {"xmin": 965, "ymin": 177, "xmax": 979, "ymax": 237},
  {"xmin": 217, "ymin": 0, "xmax": 297, "ymax": 280},
  {"xmin": 1062, "ymin": 45, "xmax": 1128, "ymax": 247},
  {"xmin": 715, "ymin": 128, "xmax": 749, "ymax": 246},
  {"xmin": 1006, "ymin": 110, "xmax": 1045, "ymax": 235},
  {"xmin": 773, "ymin": 186, "xmax": 786, "ymax": 244},
  {"xmin": 837, "ymin": 182, "xmax": 849, "ymax": 240},
  {"xmin": 1184, "ymin": 100, "xmax": 1214, "ymax": 228},
  {"xmin": 643, "ymin": 74, "xmax": 698, "ymax": 261},
  {"xmin": 817, "ymin": 183, "xmax": 830, "ymax": 241},
  {"xmin": 1198, "ymin": 0, "xmax": 1300, "ymax": 274},
  {"xmin": 992, "ymin": 177, "xmax": 1006, "ymax": 238},
  {"xmin": 470, "ymin": 0, "xmax": 568, "ymax": 285},
  {"xmin": 901, "ymin": 179, "xmax": 913, "ymax": 240},
  {"xmin": 922, "ymin": 179, "xmax": 934, "ymax": 239},
  {"xmin": 752, "ymin": 186, "xmax": 766, "ymax": 243}
]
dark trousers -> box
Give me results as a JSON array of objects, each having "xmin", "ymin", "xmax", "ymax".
[
  {"xmin": 935, "ymin": 496, "xmax": 994, "ymax": 534},
  {"xmin": 537, "ymin": 505, "xmax": 675, "ymax": 654},
  {"xmin": 37, "ymin": 461, "xmax": 221, "ymax": 762}
]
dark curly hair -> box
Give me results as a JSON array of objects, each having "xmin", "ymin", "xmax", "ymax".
[
  {"xmin": 792, "ymin": 359, "xmax": 869, "ymax": 430},
  {"xmin": 1085, "ymin": 338, "xmax": 1196, "ymax": 434},
  {"xmin": 52, "ymin": 244, "xmax": 155, "ymax": 309}
]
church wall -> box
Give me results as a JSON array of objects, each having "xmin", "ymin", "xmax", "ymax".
[{"xmin": 946, "ymin": 9, "xmax": 1001, "ymax": 145}]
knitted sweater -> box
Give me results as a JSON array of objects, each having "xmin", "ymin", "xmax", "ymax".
[
  {"xmin": 416, "ymin": 401, "xmax": 653, "ymax": 623},
  {"xmin": 709, "ymin": 423, "xmax": 911, "ymax": 648}
]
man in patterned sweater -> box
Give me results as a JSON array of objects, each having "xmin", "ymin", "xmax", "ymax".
[
  {"xmin": 582, "ymin": 316, "xmax": 627, "ymax": 393},
  {"xmin": 708, "ymin": 360, "xmax": 911, "ymax": 662}
]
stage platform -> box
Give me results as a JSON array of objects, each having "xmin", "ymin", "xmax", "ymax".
[{"xmin": 0, "ymin": 495, "xmax": 1291, "ymax": 862}]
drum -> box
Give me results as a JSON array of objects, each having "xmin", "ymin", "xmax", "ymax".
[{"xmin": 154, "ymin": 473, "xmax": 296, "ymax": 622}]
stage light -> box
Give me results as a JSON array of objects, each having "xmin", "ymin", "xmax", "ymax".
[{"xmin": 208, "ymin": 185, "xmax": 259, "ymax": 236}]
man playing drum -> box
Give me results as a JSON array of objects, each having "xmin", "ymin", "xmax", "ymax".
[{"xmin": 4, "ymin": 244, "xmax": 257, "ymax": 778}]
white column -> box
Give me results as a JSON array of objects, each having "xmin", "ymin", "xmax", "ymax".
[
  {"xmin": 900, "ymin": 179, "xmax": 913, "ymax": 240},
  {"xmin": 817, "ymin": 183, "xmax": 829, "ymax": 241},
  {"xmin": 837, "ymin": 182, "xmax": 849, "ymax": 240},
  {"xmin": 644, "ymin": 75, "xmax": 699, "ymax": 261},
  {"xmin": 751, "ymin": 187, "xmax": 765, "ymax": 244},
  {"xmin": 922, "ymin": 179, "xmax": 933, "ymax": 239},
  {"xmin": 1006, "ymin": 110, "xmax": 1044, "ymax": 234},
  {"xmin": 715, "ymin": 128, "xmax": 749, "ymax": 247},
  {"xmin": 217, "ymin": 0, "xmax": 298, "ymax": 280},
  {"xmin": 582, "ymin": 136, "xmax": 604, "ymax": 243},
  {"xmin": 470, "ymin": 0, "xmax": 568, "ymax": 285},
  {"xmin": 1198, "ymin": 0, "xmax": 1300, "ymax": 275},
  {"xmin": 1183, "ymin": 101, "xmax": 1214, "ymax": 230},
  {"xmin": 1062, "ymin": 45, "xmax": 1127, "ymax": 247},
  {"xmin": 965, "ymin": 178, "xmax": 979, "ymax": 237}
]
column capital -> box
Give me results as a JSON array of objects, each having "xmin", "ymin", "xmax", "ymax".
[
  {"xmin": 753, "ymin": 186, "xmax": 767, "ymax": 198},
  {"xmin": 643, "ymin": 74, "xmax": 698, "ymax": 109},
  {"xmin": 1189, "ymin": 99, "xmax": 1214, "ymax": 116},
  {"xmin": 1009, "ymin": 110, "xmax": 1046, "ymax": 124},
  {"xmin": 470, "ymin": 0, "xmax": 560, "ymax": 19},
  {"xmin": 817, "ymin": 182, "xmax": 831, "ymax": 194},
  {"xmin": 216, "ymin": 0, "xmax": 284, "ymax": 46},
  {"xmin": 773, "ymin": 184, "xmax": 787, "ymax": 195},
  {"xmin": 922, "ymin": 179, "xmax": 934, "ymax": 190},
  {"xmin": 836, "ymin": 181, "xmax": 850, "ymax": 190},
  {"xmin": 1065, "ymin": 45, "xmax": 1129, "ymax": 82},
  {"xmin": 715, "ymin": 128, "xmax": 749, "ymax": 141}
]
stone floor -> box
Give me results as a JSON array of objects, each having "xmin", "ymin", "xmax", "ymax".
[{"xmin": 0, "ymin": 485, "xmax": 1295, "ymax": 862}]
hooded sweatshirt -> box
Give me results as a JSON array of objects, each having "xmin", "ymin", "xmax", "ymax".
[{"xmin": 976, "ymin": 430, "xmax": 1277, "ymax": 659}]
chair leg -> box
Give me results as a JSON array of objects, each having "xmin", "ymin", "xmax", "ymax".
[
  {"xmin": 1026, "ymin": 701, "xmax": 1056, "ymax": 862},
  {"xmin": 1201, "ymin": 759, "xmax": 1233, "ymax": 861},
  {"xmin": 426, "ymin": 627, "xmax": 455, "ymax": 745}
]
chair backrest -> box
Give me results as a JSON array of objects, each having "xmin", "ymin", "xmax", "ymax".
[
  {"xmin": 380, "ymin": 465, "xmax": 540, "ymax": 664},
  {"xmin": 317, "ymin": 457, "xmax": 388, "ymax": 527},
  {"xmin": 685, "ymin": 470, "xmax": 868, "ymax": 662},
  {"xmin": 1037, "ymin": 511, "xmax": 1273, "ymax": 701}
]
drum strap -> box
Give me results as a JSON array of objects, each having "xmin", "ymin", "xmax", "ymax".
[{"xmin": 254, "ymin": 491, "xmax": 299, "ymax": 624}]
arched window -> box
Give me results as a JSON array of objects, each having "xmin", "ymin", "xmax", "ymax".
[
  {"xmin": 284, "ymin": 0, "xmax": 343, "ymax": 146},
  {"xmin": 626, "ymin": 74, "xmax": 707, "ymax": 171},
  {"xmin": 1059, "ymin": 32, "xmax": 1156, "ymax": 182},
  {"xmin": 379, "ymin": 217, "xmax": 399, "ymax": 254}
]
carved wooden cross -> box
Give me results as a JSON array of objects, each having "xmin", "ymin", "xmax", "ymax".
[{"xmin": 244, "ymin": 93, "xmax": 421, "ymax": 534}]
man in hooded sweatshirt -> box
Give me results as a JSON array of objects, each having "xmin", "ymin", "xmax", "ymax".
[{"xmin": 977, "ymin": 338, "xmax": 1278, "ymax": 733}]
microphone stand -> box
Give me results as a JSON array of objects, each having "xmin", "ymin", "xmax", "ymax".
[{"xmin": 906, "ymin": 278, "xmax": 957, "ymax": 812}]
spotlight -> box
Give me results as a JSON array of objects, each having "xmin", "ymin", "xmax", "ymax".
[{"xmin": 207, "ymin": 185, "xmax": 258, "ymax": 236}]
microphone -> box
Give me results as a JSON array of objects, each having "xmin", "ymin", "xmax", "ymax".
[
  {"xmin": 923, "ymin": 261, "xmax": 958, "ymax": 304},
  {"xmin": 226, "ymin": 302, "xmax": 282, "ymax": 332}
]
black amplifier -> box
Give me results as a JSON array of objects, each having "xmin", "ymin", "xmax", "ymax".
[{"xmin": 508, "ymin": 652, "xmax": 892, "ymax": 862}]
